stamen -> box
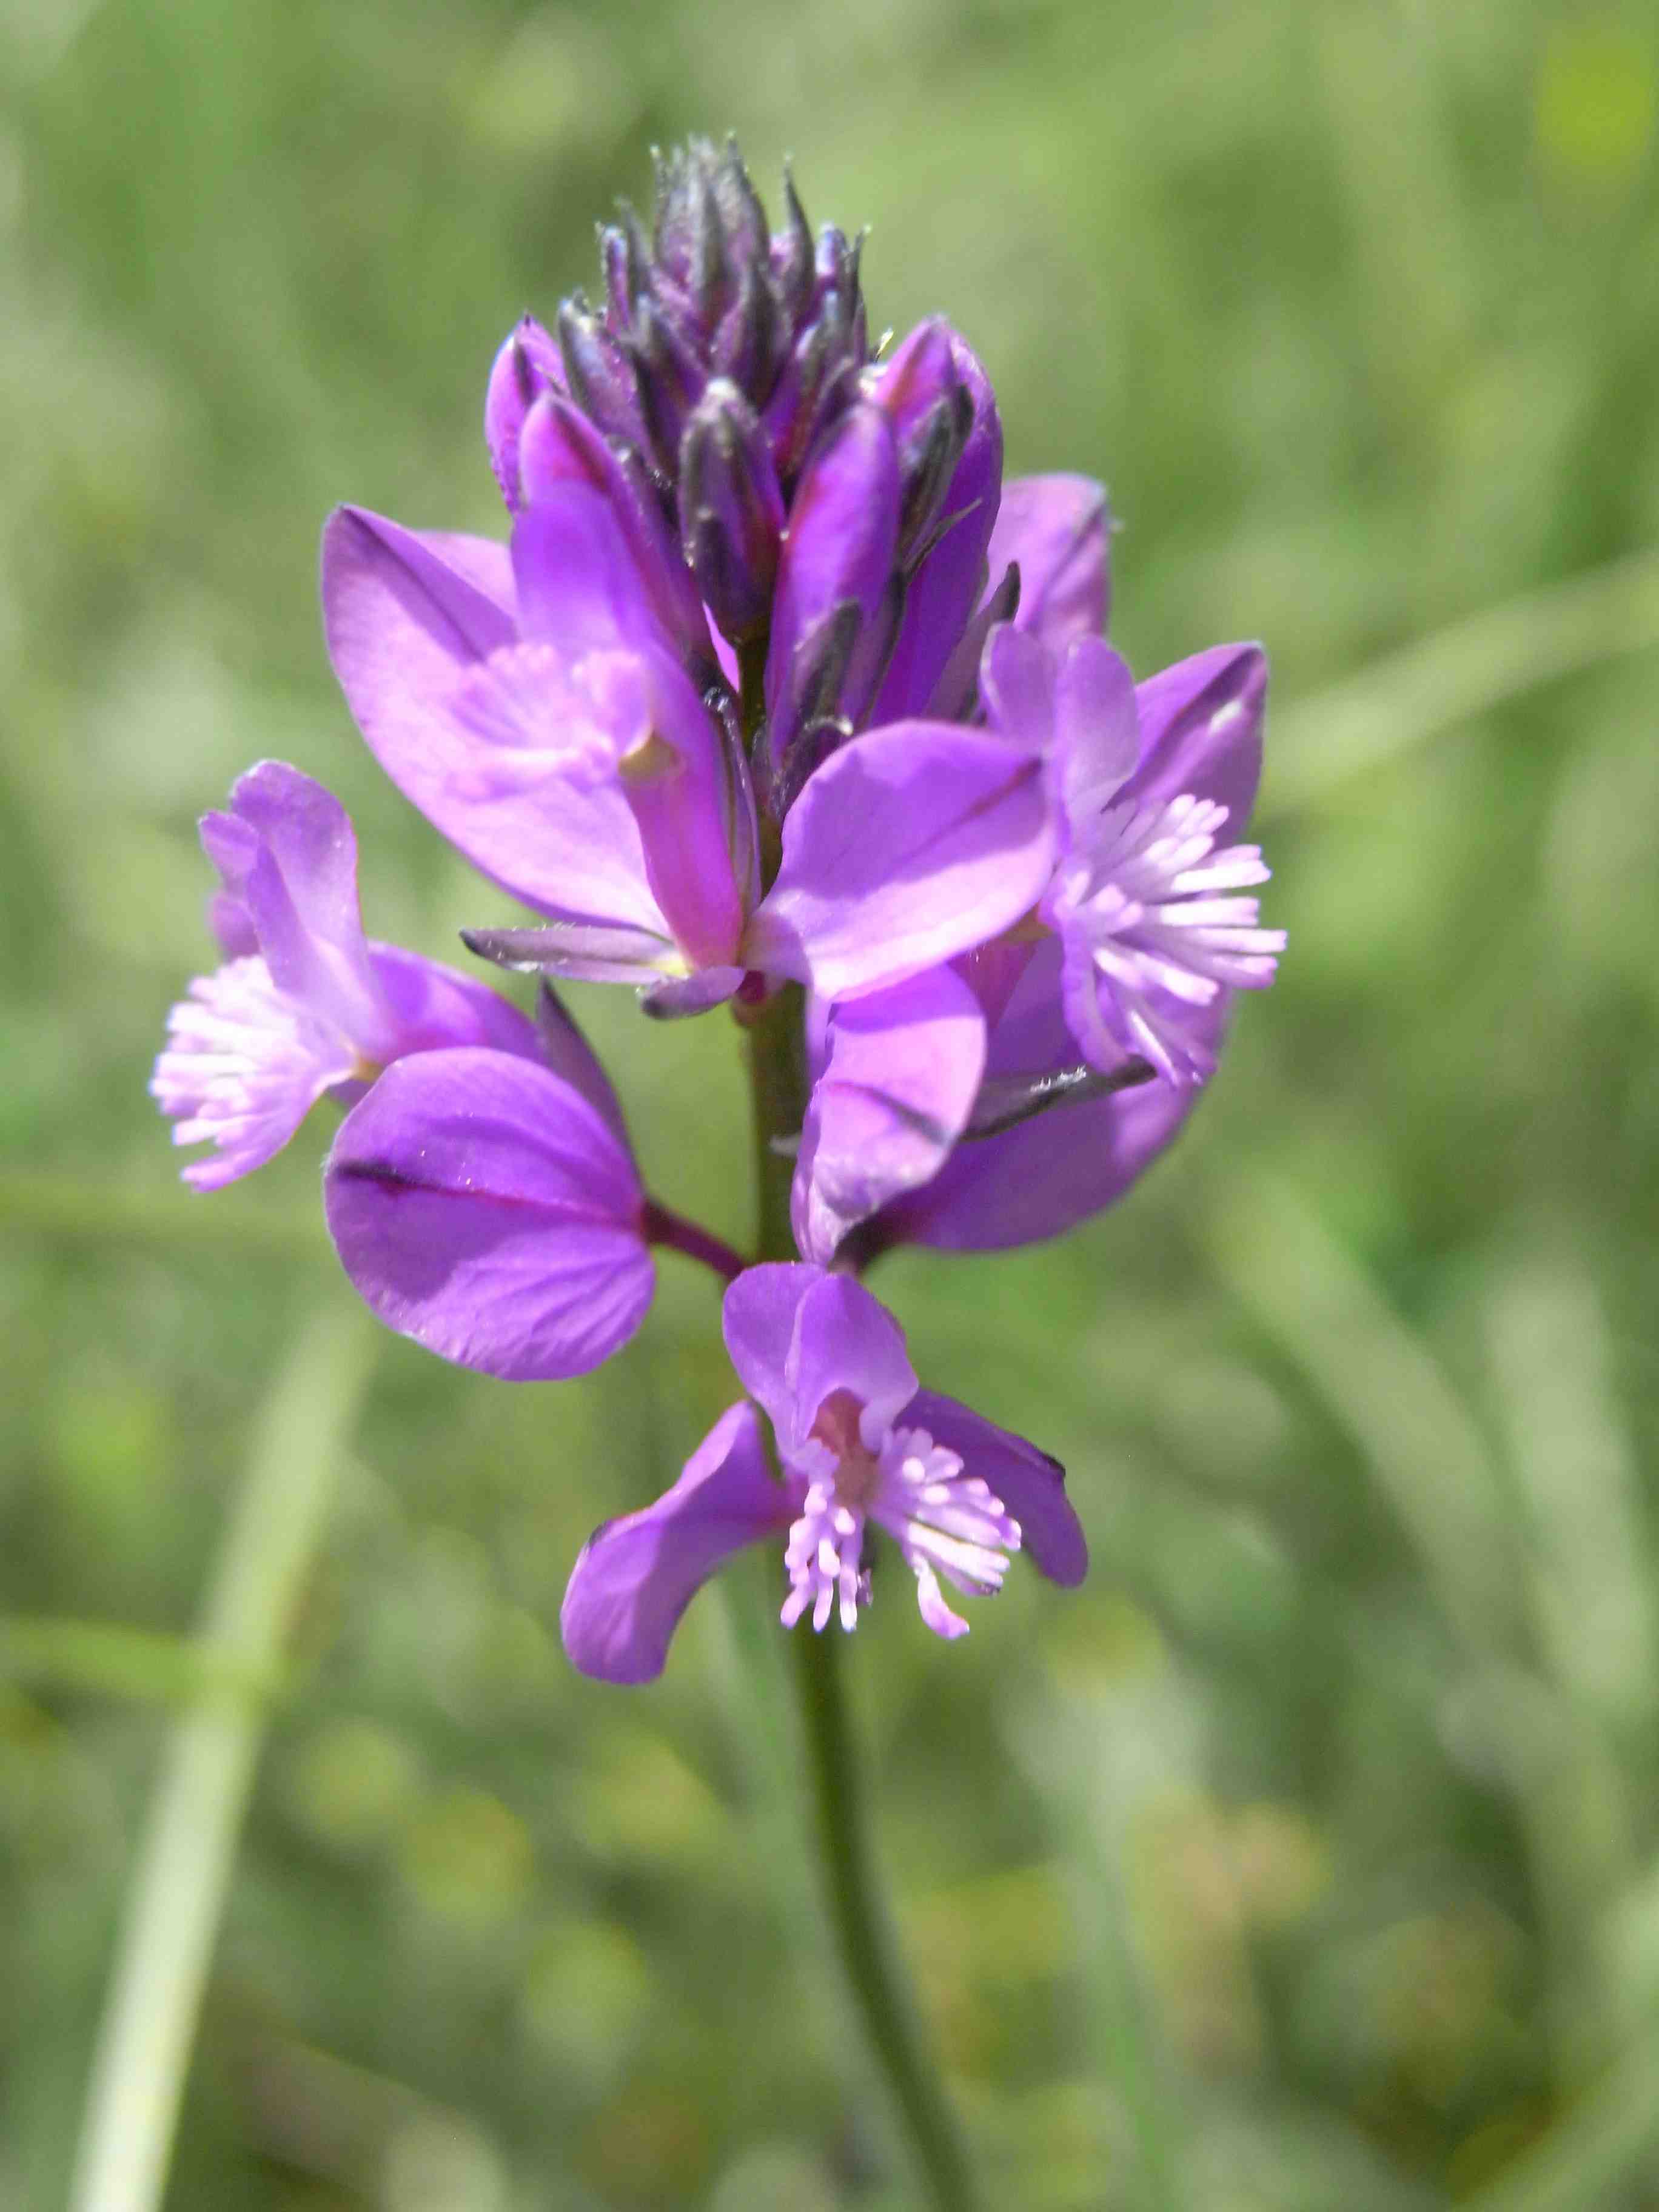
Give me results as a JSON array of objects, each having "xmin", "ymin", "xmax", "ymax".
[
  {"xmin": 150, "ymin": 957, "xmax": 360, "ymax": 1190},
  {"xmin": 1055, "ymin": 791, "xmax": 1284, "ymax": 1084}
]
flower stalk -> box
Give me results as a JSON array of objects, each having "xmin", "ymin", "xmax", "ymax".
[{"xmin": 744, "ymin": 926, "xmax": 982, "ymax": 2212}]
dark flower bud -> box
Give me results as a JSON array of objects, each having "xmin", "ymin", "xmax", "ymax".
[
  {"xmin": 711, "ymin": 261, "xmax": 789, "ymax": 409},
  {"xmin": 625, "ymin": 295, "xmax": 708, "ymax": 481},
  {"xmin": 763, "ymin": 283, "xmax": 863, "ymax": 490},
  {"xmin": 598, "ymin": 210, "xmax": 649, "ymax": 324},
  {"xmin": 789, "ymin": 600, "xmax": 863, "ymax": 734},
  {"xmin": 557, "ymin": 296, "xmax": 648, "ymax": 455},
  {"xmin": 771, "ymin": 167, "xmax": 816, "ymax": 318},
  {"xmin": 679, "ymin": 380, "xmax": 785, "ymax": 645}
]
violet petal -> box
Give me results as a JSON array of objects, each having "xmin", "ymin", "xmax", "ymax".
[
  {"xmin": 986, "ymin": 473, "xmax": 1111, "ymax": 648},
  {"xmin": 743, "ymin": 722, "xmax": 1056, "ymax": 1001},
  {"xmin": 722, "ymin": 1262, "xmax": 819, "ymax": 1439},
  {"xmin": 518, "ymin": 394, "xmax": 711, "ymax": 669},
  {"xmin": 324, "ymin": 1048, "xmax": 652, "ymax": 1381},
  {"xmin": 560, "ymin": 1403, "xmax": 799, "ymax": 1684},
  {"xmin": 1122, "ymin": 642, "xmax": 1268, "ymax": 826},
  {"xmin": 640, "ymin": 967, "xmax": 746, "ymax": 1018},
  {"xmin": 979, "ymin": 626, "xmax": 1057, "ymax": 753},
  {"xmin": 511, "ymin": 484, "xmax": 675, "ymax": 661},
  {"xmin": 322, "ymin": 505, "xmax": 662, "ymax": 934},
  {"xmin": 870, "ymin": 327, "xmax": 1003, "ymax": 725},
  {"xmin": 905, "ymin": 1390, "xmax": 1088, "ymax": 1587},
  {"xmin": 531, "ymin": 981, "xmax": 631, "ymax": 1148},
  {"xmin": 484, "ymin": 316, "xmax": 564, "ymax": 514},
  {"xmin": 1055, "ymin": 637, "xmax": 1139, "ymax": 817},
  {"xmin": 364, "ymin": 942, "xmax": 545, "ymax": 1064},
  {"xmin": 788, "ymin": 1272, "xmax": 918, "ymax": 1445},
  {"xmin": 791, "ymin": 966, "xmax": 986, "ymax": 1265},
  {"xmin": 873, "ymin": 940, "xmax": 1216, "ymax": 1250},
  {"xmin": 764, "ymin": 400, "xmax": 899, "ymax": 757},
  {"xmin": 198, "ymin": 762, "xmax": 385, "ymax": 1045}
]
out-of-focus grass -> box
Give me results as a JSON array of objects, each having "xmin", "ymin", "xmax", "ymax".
[{"xmin": 2, "ymin": 1, "xmax": 1658, "ymax": 2205}]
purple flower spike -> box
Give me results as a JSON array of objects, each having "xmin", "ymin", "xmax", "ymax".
[
  {"xmin": 324, "ymin": 1047, "xmax": 654, "ymax": 1381},
  {"xmin": 560, "ymin": 1266, "xmax": 1085, "ymax": 1680},
  {"xmin": 152, "ymin": 762, "xmax": 540, "ymax": 1190},
  {"xmin": 554, "ymin": 139, "xmax": 871, "ymax": 514}
]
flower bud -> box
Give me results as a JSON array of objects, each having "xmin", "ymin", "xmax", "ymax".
[
  {"xmin": 763, "ymin": 400, "xmax": 900, "ymax": 763},
  {"xmin": 679, "ymin": 380, "xmax": 785, "ymax": 644},
  {"xmin": 557, "ymin": 295, "xmax": 649, "ymax": 455},
  {"xmin": 625, "ymin": 295, "xmax": 708, "ymax": 481},
  {"xmin": 484, "ymin": 316, "xmax": 563, "ymax": 514},
  {"xmin": 518, "ymin": 393, "xmax": 711, "ymax": 672},
  {"xmin": 870, "ymin": 320, "xmax": 976, "ymax": 566},
  {"xmin": 651, "ymin": 136, "xmax": 769, "ymax": 327}
]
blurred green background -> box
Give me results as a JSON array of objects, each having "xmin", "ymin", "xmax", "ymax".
[{"xmin": 4, "ymin": 0, "xmax": 1659, "ymax": 2205}]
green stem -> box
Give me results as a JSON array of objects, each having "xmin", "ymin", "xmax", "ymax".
[{"xmin": 743, "ymin": 985, "xmax": 982, "ymax": 2212}]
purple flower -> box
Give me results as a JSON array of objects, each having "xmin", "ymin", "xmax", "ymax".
[
  {"xmin": 788, "ymin": 628, "xmax": 1282, "ymax": 1259},
  {"xmin": 151, "ymin": 761, "xmax": 541, "ymax": 1190},
  {"xmin": 322, "ymin": 502, "xmax": 1055, "ymax": 1012},
  {"xmin": 980, "ymin": 628, "xmax": 1284, "ymax": 1085},
  {"xmin": 323, "ymin": 1041, "xmax": 654, "ymax": 1381},
  {"xmin": 560, "ymin": 1265, "xmax": 1086, "ymax": 1683}
]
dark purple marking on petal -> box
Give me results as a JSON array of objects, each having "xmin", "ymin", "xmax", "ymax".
[{"xmin": 324, "ymin": 1048, "xmax": 651, "ymax": 1381}]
